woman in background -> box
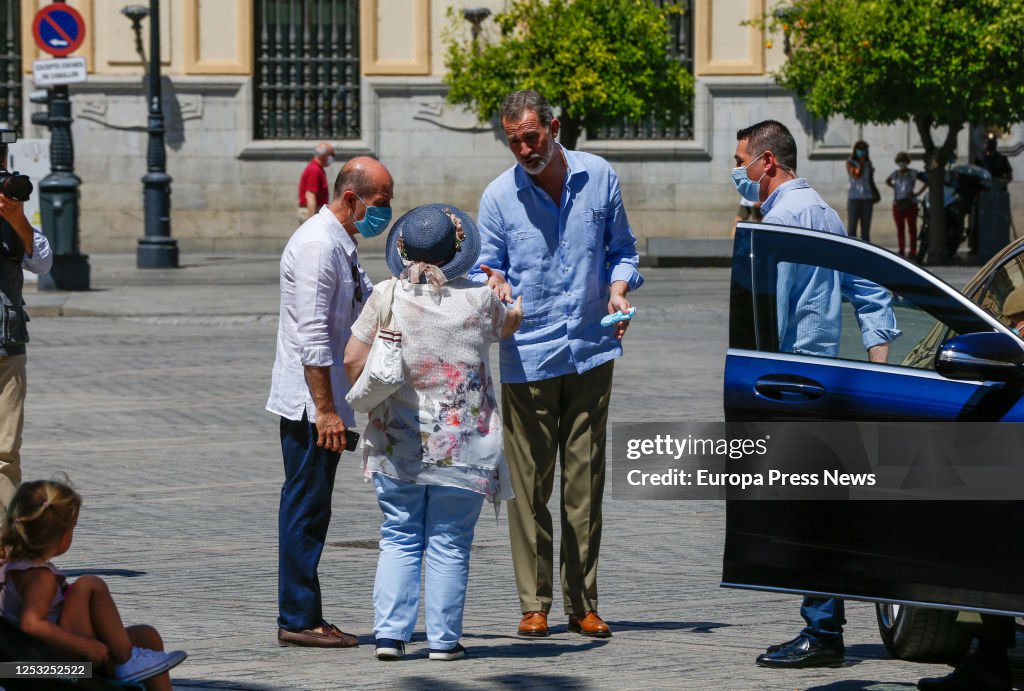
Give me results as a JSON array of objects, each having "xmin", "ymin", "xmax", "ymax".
[{"xmin": 846, "ymin": 140, "xmax": 876, "ymax": 242}]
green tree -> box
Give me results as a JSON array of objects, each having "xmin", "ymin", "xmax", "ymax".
[
  {"xmin": 443, "ymin": 0, "xmax": 695, "ymax": 151},
  {"xmin": 761, "ymin": 0, "xmax": 1024, "ymax": 264}
]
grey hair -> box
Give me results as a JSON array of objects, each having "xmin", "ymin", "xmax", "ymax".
[
  {"xmin": 500, "ymin": 90, "xmax": 554, "ymax": 127},
  {"xmin": 314, "ymin": 142, "xmax": 332, "ymax": 157},
  {"xmin": 736, "ymin": 120, "xmax": 798, "ymax": 172}
]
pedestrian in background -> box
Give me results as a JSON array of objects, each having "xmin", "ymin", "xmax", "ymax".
[
  {"xmin": 297, "ymin": 142, "xmax": 334, "ymax": 224},
  {"xmin": 974, "ymin": 133, "xmax": 1013, "ymax": 183},
  {"xmin": 470, "ymin": 90, "xmax": 643, "ymax": 640},
  {"xmin": 846, "ymin": 140, "xmax": 876, "ymax": 242},
  {"xmin": 345, "ymin": 204, "xmax": 522, "ymax": 662},
  {"xmin": 268, "ymin": 156, "xmax": 393, "ymax": 648},
  {"xmin": 0, "ymin": 141, "xmax": 52, "ymax": 510},
  {"xmin": 885, "ymin": 152, "xmax": 926, "ymax": 258}
]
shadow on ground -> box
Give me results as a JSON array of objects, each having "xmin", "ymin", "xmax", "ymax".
[
  {"xmin": 845, "ymin": 642, "xmax": 900, "ymax": 660},
  {"xmin": 175, "ymin": 681, "xmax": 293, "ymax": 690},
  {"xmin": 610, "ymin": 619, "xmax": 731, "ymax": 634},
  {"xmin": 461, "ymin": 639, "xmax": 609, "ymax": 659},
  {"xmin": 63, "ymin": 568, "xmax": 146, "ymax": 578},
  {"xmin": 806, "ymin": 682, "xmax": 916, "ymax": 690},
  {"xmin": 397, "ymin": 673, "xmax": 592, "ymax": 689}
]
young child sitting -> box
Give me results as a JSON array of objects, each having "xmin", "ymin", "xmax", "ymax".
[{"xmin": 0, "ymin": 479, "xmax": 187, "ymax": 689}]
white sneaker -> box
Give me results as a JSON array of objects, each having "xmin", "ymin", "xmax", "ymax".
[{"xmin": 114, "ymin": 646, "xmax": 188, "ymax": 683}]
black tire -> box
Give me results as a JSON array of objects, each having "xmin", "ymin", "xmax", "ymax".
[{"xmin": 875, "ymin": 603, "xmax": 971, "ymax": 661}]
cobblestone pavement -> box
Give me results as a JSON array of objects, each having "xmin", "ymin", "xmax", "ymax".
[{"xmin": 11, "ymin": 255, "xmax": 1019, "ymax": 690}]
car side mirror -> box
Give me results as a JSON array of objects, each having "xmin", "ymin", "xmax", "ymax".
[{"xmin": 935, "ymin": 332, "xmax": 1024, "ymax": 383}]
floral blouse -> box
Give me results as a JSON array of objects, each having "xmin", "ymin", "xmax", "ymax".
[{"xmin": 350, "ymin": 276, "xmax": 514, "ymax": 503}]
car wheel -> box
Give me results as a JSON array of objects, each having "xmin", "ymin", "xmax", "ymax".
[{"xmin": 875, "ymin": 603, "xmax": 971, "ymax": 661}]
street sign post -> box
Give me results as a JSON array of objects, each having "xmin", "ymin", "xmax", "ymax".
[
  {"xmin": 31, "ymin": 3, "xmax": 90, "ymax": 290},
  {"xmin": 32, "ymin": 57, "xmax": 87, "ymax": 87},
  {"xmin": 32, "ymin": 4, "xmax": 86, "ymax": 57}
]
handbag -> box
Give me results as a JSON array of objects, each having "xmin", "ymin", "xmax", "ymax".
[
  {"xmin": 345, "ymin": 278, "xmax": 404, "ymax": 413},
  {"xmin": 870, "ymin": 172, "xmax": 882, "ymax": 205}
]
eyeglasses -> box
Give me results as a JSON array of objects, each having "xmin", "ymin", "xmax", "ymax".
[{"xmin": 351, "ymin": 262, "xmax": 363, "ymax": 305}]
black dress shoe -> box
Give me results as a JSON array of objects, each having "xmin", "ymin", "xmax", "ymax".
[
  {"xmin": 756, "ymin": 635, "xmax": 844, "ymax": 668},
  {"xmin": 765, "ymin": 634, "xmax": 803, "ymax": 654},
  {"xmin": 917, "ymin": 650, "xmax": 1012, "ymax": 690}
]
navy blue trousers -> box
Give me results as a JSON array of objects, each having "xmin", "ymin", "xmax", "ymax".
[
  {"xmin": 800, "ymin": 596, "xmax": 845, "ymax": 644},
  {"xmin": 278, "ymin": 414, "xmax": 340, "ymax": 631}
]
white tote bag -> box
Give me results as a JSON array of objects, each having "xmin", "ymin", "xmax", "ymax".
[{"xmin": 346, "ymin": 278, "xmax": 404, "ymax": 413}]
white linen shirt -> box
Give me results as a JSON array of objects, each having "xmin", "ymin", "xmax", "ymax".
[
  {"xmin": 266, "ymin": 205, "xmax": 374, "ymax": 425},
  {"xmin": 22, "ymin": 228, "xmax": 52, "ymax": 274}
]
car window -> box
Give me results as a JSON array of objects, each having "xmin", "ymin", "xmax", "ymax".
[
  {"xmin": 976, "ymin": 254, "xmax": 1024, "ymax": 326},
  {"xmin": 834, "ymin": 289, "xmax": 946, "ymax": 367},
  {"xmin": 747, "ymin": 228, "xmax": 997, "ymax": 371}
]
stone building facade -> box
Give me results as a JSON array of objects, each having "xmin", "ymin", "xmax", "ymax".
[{"xmin": 10, "ymin": 0, "xmax": 1022, "ymax": 254}]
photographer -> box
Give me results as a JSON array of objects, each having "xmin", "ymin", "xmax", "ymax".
[{"xmin": 0, "ymin": 136, "xmax": 52, "ymax": 511}]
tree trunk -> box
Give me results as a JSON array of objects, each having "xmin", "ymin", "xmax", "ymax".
[
  {"xmin": 926, "ymin": 162, "xmax": 948, "ymax": 264},
  {"xmin": 559, "ymin": 117, "xmax": 582, "ymax": 151},
  {"xmin": 915, "ymin": 117, "xmax": 962, "ymax": 265}
]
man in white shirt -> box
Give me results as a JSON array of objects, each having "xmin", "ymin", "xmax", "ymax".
[{"xmin": 267, "ymin": 156, "xmax": 394, "ymax": 648}]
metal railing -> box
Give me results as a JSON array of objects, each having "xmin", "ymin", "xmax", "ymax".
[
  {"xmin": 0, "ymin": 0, "xmax": 20, "ymax": 134},
  {"xmin": 590, "ymin": 0, "xmax": 693, "ymax": 141},
  {"xmin": 254, "ymin": 0, "xmax": 360, "ymax": 140}
]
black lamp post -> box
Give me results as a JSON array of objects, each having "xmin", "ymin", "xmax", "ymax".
[
  {"xmin": 462, "ymin": 8, "xmax": 491, "ymax": 46},
  {"xmin": 32, "ymin": 0, "xmax": 90, "ymax": 291},
  {"xmin": 121, "ymin": 5, "xmax": 148, "ymax": 71},
  {"xmin": 123, "ymin": 1, "xmax": 177, "ymax": 268}
]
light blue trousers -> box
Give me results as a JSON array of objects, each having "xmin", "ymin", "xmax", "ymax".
[{"xmin": 372, "ymin": 473, "xmax": 484, "ymax": 649}]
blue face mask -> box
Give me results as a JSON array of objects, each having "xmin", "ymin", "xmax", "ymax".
[
  {"xmin": 1013, "ymin": 326, "xmax": 1022, "ymax": 337},
  {"xmin": 353, "ymin": 194, "xmax": 392, "ymax": 238},
  {"xmin": 731, "ymin": 152, "xmax": 766, "ymax": 203},
  {"xmin": 856, "ymin": 149, "xmax": 867, "ymax": 158}
]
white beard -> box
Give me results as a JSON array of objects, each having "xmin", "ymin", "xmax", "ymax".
[{"xmin": 521, "ymin": 145, "xmax": 555, "ymax": 175}]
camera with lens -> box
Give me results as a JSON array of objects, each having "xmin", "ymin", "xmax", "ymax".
[{"xmin": 0, "ymin": 129, "xmax": 31, "ymax": 202}]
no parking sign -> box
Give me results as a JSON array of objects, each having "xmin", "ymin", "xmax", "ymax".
[{"xmin": 32, "ymin": 4, "xmax": 86, "ymax": 57}]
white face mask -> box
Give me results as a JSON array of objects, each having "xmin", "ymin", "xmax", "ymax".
[{"xmin": 326, "ymin": 155, "xmax": 335, "ymax": 166}]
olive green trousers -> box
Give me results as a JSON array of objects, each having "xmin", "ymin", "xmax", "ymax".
[{"xmin": 502, "ymin": 361, "xmax": 614, "ymax": 616}]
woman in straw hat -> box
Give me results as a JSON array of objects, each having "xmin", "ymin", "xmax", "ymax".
[{"xmin": 344, "ymin": 204, "xmax": 523, "ymax": 662}]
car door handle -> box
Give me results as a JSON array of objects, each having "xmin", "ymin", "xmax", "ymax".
[{"xmin": 755, "ymin": 377, "xmax": 826, "ymax": 401}]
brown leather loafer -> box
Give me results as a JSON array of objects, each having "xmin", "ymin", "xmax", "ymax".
[
  {"xmin": 278, "ymin": 623, "xmax": 359, "ymax": 648},
  {"xmin": 518, "ymin": 611, "xmax": 549, "ymax": 637},
  {"xmin": 568, "ymin": 611, "xmax": 612, "ymax": 638}
]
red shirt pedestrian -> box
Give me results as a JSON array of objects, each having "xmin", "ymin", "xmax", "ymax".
[{"xmin": 298, "ymin": 142, "xmax": 334, "ymax": 222}]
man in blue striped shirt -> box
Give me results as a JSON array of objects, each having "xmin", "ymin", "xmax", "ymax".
[
  {"xmin": 733, "ymin": 120, "xmax": 900, "ymax": 669},
  {"xmin": 470, "ymin": 90, "xmax": 643, "ymax": 639}
]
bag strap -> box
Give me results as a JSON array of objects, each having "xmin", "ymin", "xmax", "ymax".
[{"xmin": 377, "ymin": 278, "xmax": 399, "ymax": 330}]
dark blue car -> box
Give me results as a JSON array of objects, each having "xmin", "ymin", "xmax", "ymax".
[{"xmin": 723, "ymin": 222, "xmax": 1024, "ymax": 660}]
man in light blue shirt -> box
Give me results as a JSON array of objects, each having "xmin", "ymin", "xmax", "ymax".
[
  {"xmin": 732, "ymin": 120, "xmax": 900, "ymax": 670},
  {"xmin": 470, "ymin": 90, "xmax": 642, "ymax": 639}
]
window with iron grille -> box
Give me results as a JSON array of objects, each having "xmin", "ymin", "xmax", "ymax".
[
  {"xmin": 0, "ymin": 0, "xmax": 21, "ymax": 135},
  {"xmin": 254, "ymin": 0, "xmax": 359, "ymax": 140},
  {"xmin": 589, "ymin": 0, "xmax": 693, "ymax": 141}
]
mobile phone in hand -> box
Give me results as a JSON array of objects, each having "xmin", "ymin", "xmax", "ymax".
[{"xmin": 344, "ymin": 429, "xmax": 360, "ymax": 452}]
